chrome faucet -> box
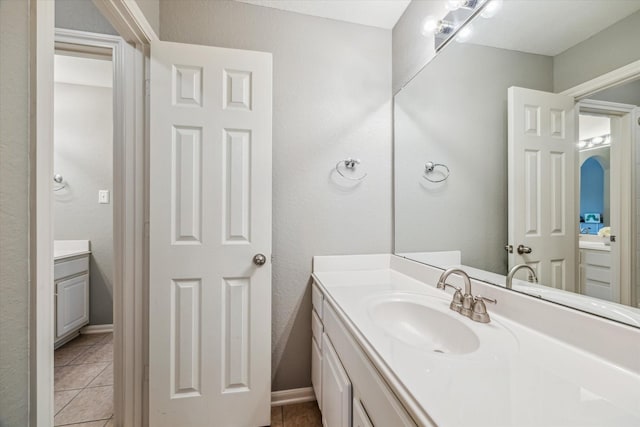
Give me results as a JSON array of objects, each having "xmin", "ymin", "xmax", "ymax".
[
  {"xmin": 437, "ymin": 268, "xmax": 496, "ymax": 323},
  {"xmin": 506, "ymin": 264, "xmax": 538, "ymax": 289}
]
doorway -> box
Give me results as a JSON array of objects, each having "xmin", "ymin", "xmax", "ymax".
[{"xmin": 52, "ymin": 49, "xmax": 115, "ymax": 425}]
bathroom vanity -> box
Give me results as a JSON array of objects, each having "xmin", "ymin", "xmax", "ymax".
[
  {"xmin": 54, "ymin": 240, "xmax": 91, "ymax": 348},
  {"xmin": 311, "ymin": 254, "xmax": 640, "ymax": 427}
]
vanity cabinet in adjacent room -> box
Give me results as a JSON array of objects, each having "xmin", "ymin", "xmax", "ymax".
[{"xmin": 54, "ymin": 254, "xmax": 90, "ymax": 347}]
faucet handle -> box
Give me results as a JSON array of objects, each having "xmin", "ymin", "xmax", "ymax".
[
  {"xmin": 470, "ymin": 295, "xmax": 497, "ymax": 323},
  {"xmin": 475, "ymin": 295, "xmax": 497, "ymax": 304}
]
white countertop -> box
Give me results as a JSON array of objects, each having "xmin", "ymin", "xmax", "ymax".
[
  {"xmin": 54, "ymin": 240, "xmax": 91, "ymax": 261},
  {"xmin": 312, "ymin": 255, "xmax": 640, "ymax": 427}
]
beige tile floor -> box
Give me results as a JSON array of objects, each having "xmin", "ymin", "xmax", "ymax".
[
  {"xmin": 271, "ymin": 401, "xmax": 322, "ymax": 427},
  {"xmin": 56, "ymin": 334, "xmax": 319, "ymax": 427},
  {"xmin": 54, "ymin": 332, "xmax": 113, "ymax": 426}
]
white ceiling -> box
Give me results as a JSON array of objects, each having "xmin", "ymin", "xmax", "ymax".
[
  {"xmin": 469, "ymin": 0, "xmax": 640, "ymax": 56},
  {"xmin": 233, "ymin": 0, "xmax": 411, "ymax": 29},
  {"xmin": 54, "ymin": 54, "xmax": 112, "ymax": 88}
]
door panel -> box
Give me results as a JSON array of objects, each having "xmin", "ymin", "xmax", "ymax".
[
  {"xmin": 508, "ymin": 87, "xmax": 576, "ymax": 290},
  {"xmin": 149, "ymin": 40, "xmax": 272, "ymax": 427}
]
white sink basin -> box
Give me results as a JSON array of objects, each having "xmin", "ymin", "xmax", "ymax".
[{"xmin": 368, "ymin": 294, "xmax": 480, "ymax": 354}]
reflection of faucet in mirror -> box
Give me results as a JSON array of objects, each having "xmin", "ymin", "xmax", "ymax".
[
  {"xmin": 580, "ymin": 225, "xmax": 591, "ymax": 234},
  {"xmin": 506, "ymin": 264, "xmax": 538, "ymax": 290}
]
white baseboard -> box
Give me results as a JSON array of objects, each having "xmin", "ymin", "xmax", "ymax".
[
  {"xmin": 271, "ymin": 387, "xmax": 316, "ymax": 407},
  {"xmin": 80, "ymin": 324, "xmax": 114, "ymax": 334}
]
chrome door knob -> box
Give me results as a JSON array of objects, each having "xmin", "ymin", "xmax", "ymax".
[
  {"xmin": 253, "ymin": 254, "xmax": 267, "ymax": 266},
  {"xmin": 517, "ymin": 244, "xmax": 532, "ymax": 255}
]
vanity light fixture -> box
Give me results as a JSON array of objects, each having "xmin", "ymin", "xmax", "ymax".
[
  {"xmin": 480, "ymin": 0, "xmax": 503, "ymax": 18},
  {"xmin": 446, "ymin": 0, "xmax": 480, "ymax": 11},
  {"xmin": 422, "ymin": 16, "xmax": 455, "ymax": 36},
  {"xmin": 456, "ymin": 25, "xmax": 474, "ymax": 42},
  {"xmin": 578, "ymin": 134, "xmax": 611, "ymax": 151}
]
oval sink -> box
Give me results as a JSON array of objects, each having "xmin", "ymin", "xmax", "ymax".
[{"xmin": 369, "ymin": 297, "xmax": 480, "ymax": 355}]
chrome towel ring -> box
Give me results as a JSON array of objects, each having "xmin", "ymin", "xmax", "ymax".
[
  {"xmin": 335, "ymin": 158, "xmax": 367, "ymax": 181},
  {"xmin": 423, "ymin": 161, "xmax": 450, "ymax": 183}
]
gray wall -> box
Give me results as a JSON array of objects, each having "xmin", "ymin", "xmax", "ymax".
[
  {"xmin": 55, "ymin": 0, "xmax": 117, "ymax": 35},
  {"xmin": 589, "ymin": 78, "xmax": 640, "ymax": 105},
  {"xmin": 0, "ymin": 0, "xmax": 30, "ymax": 425},
  {"xmin": 135, "ymin": 0, "xmax": 159, "ymax": 36},
  {"xmin": 54, "ymin": 82, "xmax": 114, "ymax": 325},
  {"xmin": 392, "ymin": 0, "xmax": 446, "ymax": 93},
  {"xmin": 160, "ymin": 0, "xmax": 392, "ymax": 391},
  {"xmin": 553, "ymin": 9, "xmax": 640, "ymax": 92},
  {"xmin": 394, "ymin": 43, "xmax": 552, "ymax": 274}
]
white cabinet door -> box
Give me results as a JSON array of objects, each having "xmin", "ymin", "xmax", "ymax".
[
  {"xmin": 149, "ymin": 41, "xmax": 273, "ymax": 427},
  {"xmin": 56, "ymin": 274, "xmax": 89, "ymax": 338},
  {"xmin": 312, "ymin": 335, "xmax": 322, "ymax": 410},
  {"xmin": 322, "ymin": 333, "xmax": 351, "ymax": 427},
  {"xmin": 353, "ymin": 398, "xmax": 373, "ymax": 427}
]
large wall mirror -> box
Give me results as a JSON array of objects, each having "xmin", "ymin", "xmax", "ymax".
[{"xmin": 394, "ymin": 0, "xmax": 640, "ymax": 327}]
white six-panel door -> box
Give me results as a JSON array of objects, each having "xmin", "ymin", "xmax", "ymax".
[
  {"xmin": 149, "ymin": 40, "xmax": 272, "ymax": 427},
  {"xmin": 508, "ymin": 87, "xmax": 576, "ymax": 291}
]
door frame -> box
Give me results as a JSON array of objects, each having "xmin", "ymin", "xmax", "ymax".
[
  {"xmin": 32, "ymin": 2, "xmax": 154, "ymax": 426},
  {"xmin": 561, "ymin": 62, "xmax": 640, "ymax": 308},
  {"xmin": 576, "ymin": 99, "xmax": 636, "ymax": 305}
]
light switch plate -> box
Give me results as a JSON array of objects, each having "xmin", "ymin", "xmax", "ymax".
[{"xmin": 98, "ymin": 190, "xmax": 110, "ymax": 204}]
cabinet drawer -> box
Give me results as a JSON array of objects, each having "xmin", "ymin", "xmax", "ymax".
[
  {"xmin": 312, "ymin": 308, "xmax": 323, "ymax": 343},
  {"xmin": 312, "ymin": 335, "xmax": 322, "ymax": 410},
  {"xmin": 312, "ymin": 282, "xmax": 323, "ymax": 319},
  {"xmin": 324, "ymin": 301, "xmax": 420, "ymax": 427},
  {"xmin": 54, "ymin": 256, "xmax": 89, "ymax": 281},
  {"xmin": 583, "ymin": 251, "xmax": 611, "ymax": 268}
]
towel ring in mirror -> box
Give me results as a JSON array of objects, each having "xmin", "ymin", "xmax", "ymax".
[{"xmin": 335, "ymin": 158, "xmax": 367, "ymax": 181}]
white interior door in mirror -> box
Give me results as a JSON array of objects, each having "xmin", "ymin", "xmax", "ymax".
[
  {"xmin": 508, "ymin": 87, "xmax": 576, "ymax": 290},
  {"xmin": 149, "ymin": 40, "xmax": 272, "ymax": 427}
]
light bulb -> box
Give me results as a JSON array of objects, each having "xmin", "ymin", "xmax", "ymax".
[
  {"xmin": 592, "ymin": 136, "xmax": 604, "ymax": 144},
  {"xmin": 481, "ymin": 0, "xmax": 503, "ymax": 18},
  {"xmin": 456, "ymin": 25, "xmax": 473, "ymax": 42},
  {"xmin": 421, "ymin": 15, "xmax": 440, "ymax": 36},
  {"xmin": 446, "ymin": 0, "xmax": 466, "ymax": 11},
  {"xmin": 577, "ymin": 141, "xmax": 587, "ymax": 149}
]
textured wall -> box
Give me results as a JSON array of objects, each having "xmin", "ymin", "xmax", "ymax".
[
  {"xmin": 55, "ymin": 0, "xmax": 117, "ymax": 35},
  {"xmin": 0, "ymin": 0, "xmax": 30, "ymax": 425},
  {"xmin": 394, "ymin": 43, "xmax": 552, "ymax": 275},
  {"xmin": 160, "ymin": 0, "xmax": 392, "ymax": 391},
  {"xmin": 54, "ymin": 82, "xmax": 114, "ymax": 325},
  {"xmin": 392, "ymin": 0, "xmax": 447, "ymax": 93},
  {"xmin": 553, "ymin": 9, "xmax": 640, "ymax": 92}
]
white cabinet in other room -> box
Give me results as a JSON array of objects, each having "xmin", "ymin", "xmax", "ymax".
[{"xmin": 56, "ymin": 273, "xmax": 90, "ymax": 338}]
